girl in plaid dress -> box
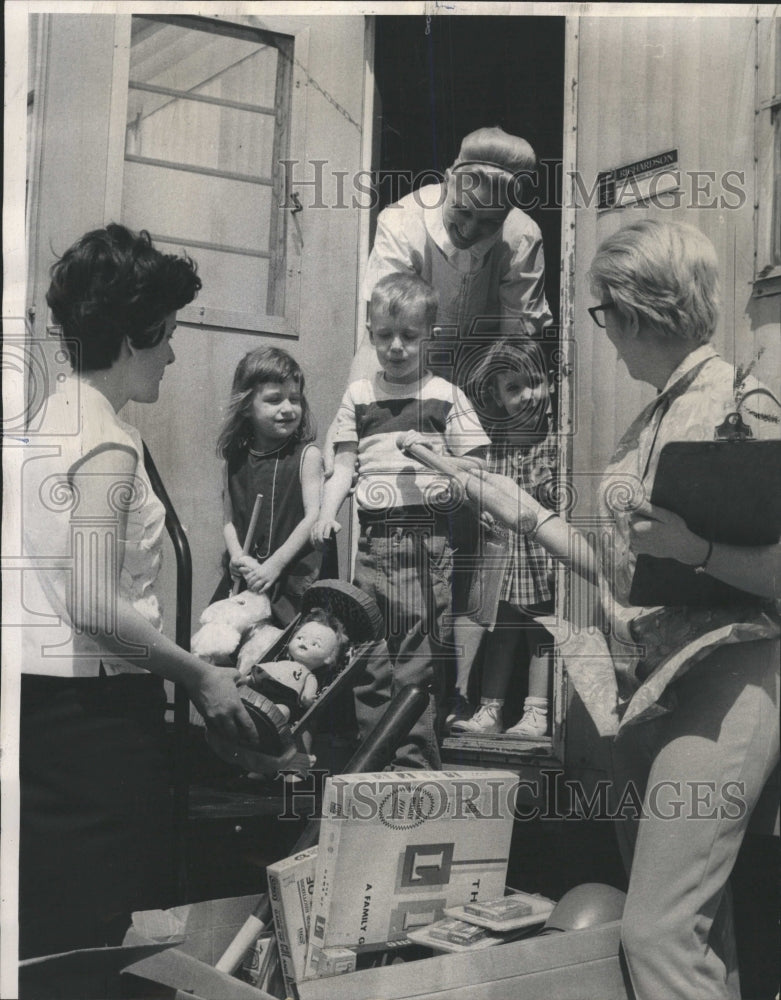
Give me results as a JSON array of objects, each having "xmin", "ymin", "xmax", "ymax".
[{"xmin": 452, "ymin": 339, "xmax": 557, "ymax": 737}]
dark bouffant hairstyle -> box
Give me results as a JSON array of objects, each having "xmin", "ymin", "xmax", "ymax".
[{"xmin": 46, "ymin": 223, "xmax": 201, "ymax": 372}]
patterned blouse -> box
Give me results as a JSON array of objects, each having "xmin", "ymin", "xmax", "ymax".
[{"xmin": 600, "ymin": 344, "xmax": 781, "ymax": 729}]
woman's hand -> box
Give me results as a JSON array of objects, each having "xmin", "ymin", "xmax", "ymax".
[
  {"xmin": 311, "ymin": 519, "xmax": 341, "ymax": 547},
  {"xmin": 629, "ymin": 501, "xmax": 709, "ymax": 566},
  {"xmin": 466, "ymin": 469, "xmax": 543, "ymax": 534},
  {"xmin": 188, "ymin": 662, "xmax": 259, "ymax": 745}
]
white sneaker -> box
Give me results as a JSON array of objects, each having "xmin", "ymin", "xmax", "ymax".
[
  {"xmin": 444, "ymin": 694, "xmax": 473, "ymax": 732},
  {"xmin": 450, "ymin": 702, "xmax": 503, "ymax": 735},
  {"xmin": 506, "ymin": 703, "xmax": 548, "ymax": 738}
]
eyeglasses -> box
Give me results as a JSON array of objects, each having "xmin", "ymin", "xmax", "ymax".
[{"xmin": 588, "ymin": 302, "xmax": 617, "ymax": 328}]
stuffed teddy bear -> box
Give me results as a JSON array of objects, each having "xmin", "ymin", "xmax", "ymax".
[
  {"xmin": 247, "ymin": 607, "xmax": 350, "ymax": 724},
  {"xmin": 191, "ymin": 591, "xmax": 282, "ymax": 668}
]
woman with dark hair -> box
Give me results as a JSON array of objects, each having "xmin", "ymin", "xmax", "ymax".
[{"xmin": 19, "ymin": 224, "xmax": 258, "ymax": 965}]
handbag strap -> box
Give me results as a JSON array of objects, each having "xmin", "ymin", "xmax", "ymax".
[{"xmin": 716, "ymin": 387, "xmax": 781, "ymax": 440}]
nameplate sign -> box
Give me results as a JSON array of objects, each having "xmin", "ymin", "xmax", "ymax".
[{"xmin": 598, "ymin": 149, "xmax": 679, "ymax": 209}]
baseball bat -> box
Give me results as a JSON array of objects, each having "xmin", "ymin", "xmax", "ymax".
[
  {"xmin": 232, "ymin": 492, "xmax": 263, "ymax": 596},
  {"xmin": 396, "ymin": 435, "xmax": 541, "ymax": 533}
]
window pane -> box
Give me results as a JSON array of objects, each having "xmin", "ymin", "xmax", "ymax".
[
  {"xmin": 154, "ymin": 242, "xmax": 270, "ymax": 320},
  {"xmin": 776, "ymin": 19, "xmax": 781, "ymax": 96},
  {"xmin": 126, "ymin": 93, "xmax": 276, "ymax": 177},
  {"xmin": 129, "ymin": 17, "xmax": 277, "ymax": 105},
  {"xmin": 122, "ymin": 160, "xmax": 273, "ymax": 254},
  {"xmin": 775, "ymin": 22, "xmax": 781, "ymax": 265},
  {"xmin": 195, "ymin": 43, "xmax": 279, "ymax": 105},
  {"xmin": 123, "ymin": 15, "xmax": 293, "ymax": 323},
  {"xmin": 773, "ymin": 109, "xmax": 781, "ymax": 265}
]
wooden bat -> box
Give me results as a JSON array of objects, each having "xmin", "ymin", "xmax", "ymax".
[
  {"xmin": 232, "ymin": 492, "xmax": 263, "ymax": 596},
  {"xmin": 396, "ymin": 437, "xmax": 594, "ymax": 580},
  {"xmin": 396, "ymin": 436, "xmax": 540, "ymax": 533}
]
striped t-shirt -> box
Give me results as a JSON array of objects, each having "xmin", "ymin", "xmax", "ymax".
[{"xmin": 331, "ymin": 371, "xmax": 490, "ymax": 512}]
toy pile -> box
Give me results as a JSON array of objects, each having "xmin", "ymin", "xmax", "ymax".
[{"xmin": 226, "ymin": 769, "xmax": 554, "ymax": 998}]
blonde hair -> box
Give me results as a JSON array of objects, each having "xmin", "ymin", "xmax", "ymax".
[
  {"xmin": 588, "ymin": 219, "xmax": 720, "ymax": 344},
  {"xmin": 369, "ymin": 272, "xmax": 439, "ymax": 328}
]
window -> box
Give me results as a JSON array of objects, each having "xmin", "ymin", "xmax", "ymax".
[
  {"xmin": 755, "ymin": 16, "xmax": 781, "ymax": 292},
  {"xmin": 121, "ymin": 15, "xmax": 296, "ymax": 333}
]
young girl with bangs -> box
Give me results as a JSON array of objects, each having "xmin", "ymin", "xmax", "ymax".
[
  {"xmin": 450, "ymin": 337, "xmax": 558, "ymax": 738},
  {"xmin": 214, "ymin": 347, "xmax": 325, "ymax": 626}
]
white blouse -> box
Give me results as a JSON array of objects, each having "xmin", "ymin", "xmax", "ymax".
[{"xmin": 21, "ymin": 377, "xmax": 166, "ymax": 676}]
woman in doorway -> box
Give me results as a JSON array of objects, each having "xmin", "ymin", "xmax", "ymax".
[
  {"xmin": 19, "ymin": 224, "xmax": 258, "ymax": 963},
  {"xmin": 433, "ymin": 219, "xmax": 780, "ymax": 999}
]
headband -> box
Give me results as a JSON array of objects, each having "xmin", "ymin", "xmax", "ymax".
[{"xmin": 452, "ymin": 159, "xmax": 516, "ymax": 176}]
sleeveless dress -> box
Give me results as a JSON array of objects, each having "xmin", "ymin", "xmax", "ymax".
[{"xmin": 214, "ymin": 438, "xmax": 325, "ymax": 625}]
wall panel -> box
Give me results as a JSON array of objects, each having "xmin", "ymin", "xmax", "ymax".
[{"xmin": 570, "ymin": 15, "xmax": 761, "ymax": 516}]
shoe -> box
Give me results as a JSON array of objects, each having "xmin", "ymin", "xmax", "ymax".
[
  {"xmin": 450, "ymin": 702, "xmax": 503, "ymax": 735},
  {"xmin": 505, "ymin": 703, "xmax": 548, "ymax": 738},
  {"xmin": 444, "ymin": 694, "xmax": 473, "ymax": 731}
]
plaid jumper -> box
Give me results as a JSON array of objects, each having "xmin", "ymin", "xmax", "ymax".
[{"xmin": 489, "ymin": 434, "xmax": 558, "ymax": 608}]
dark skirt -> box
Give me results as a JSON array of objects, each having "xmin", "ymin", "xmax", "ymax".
[{"xmin": 19, "ymin": 670, "xmax": 173, "ymax": 961}]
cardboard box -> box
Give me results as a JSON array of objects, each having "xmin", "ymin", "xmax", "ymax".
[
  {"xmin": 18, "ymin": 942, "xmax": 177, "ymax": 1000},
  {"xmin": 266, "ymin": 845, "xmax": 318, "ymax": 997},
  {"xmin": 122, "ymin": 895, "xmax": 280, "ymax": 999},
  {"xmin": 298, "ymin": 920, "xmax": 631, "ymax": 1000},
  {"xmin": 121, "ymin": 895, "xmax": 630, "ymax": 1000},
  {"xmin": 306, "ymin": 770, "xmax": 517, "ymax": 966}
]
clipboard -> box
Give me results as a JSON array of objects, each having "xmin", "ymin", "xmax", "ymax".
[{"xmin": 629, "ymin": 438, "xmax": 781, "ymax": 607}]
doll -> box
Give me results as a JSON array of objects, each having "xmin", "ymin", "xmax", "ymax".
[{"xmin": 247, "ymin": 607, "xmax": 350, "ymax": 724}]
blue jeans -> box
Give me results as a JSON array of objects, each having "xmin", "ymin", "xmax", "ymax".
[{"xmin": 352, "ymin": 512, "xmax": 455, "ymax": 770}]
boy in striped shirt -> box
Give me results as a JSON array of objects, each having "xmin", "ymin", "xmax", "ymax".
[{"xmin": 312, "ymin": 273, "xmax": 489, "ymax": 768}]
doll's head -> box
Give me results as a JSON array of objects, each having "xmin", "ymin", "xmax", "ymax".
[{"xmin": 287, "ymin": 608, "xmax": 350, "ymax": 673}]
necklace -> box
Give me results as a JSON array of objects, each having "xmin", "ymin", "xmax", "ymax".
[{"xmin": 249, "ymin": 441, "xmax": 288, "ymax": 458}]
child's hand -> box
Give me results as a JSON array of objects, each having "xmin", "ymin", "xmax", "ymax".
[
  {"xmin": 244, "ymin": 556, "xmax": 283, "ymax": 594},
  {"xmin": 479, "ymin": 510, "xmax": 497, "ymax": 530},
  {"xmin": 398, "ymin": 430, "xmax": 433, "ymax": 454},
  {"xmin": 311, "ymin": 519, "xmax": 341, "ymax": 547},
  {"xmin": 229, "ymin": 553, "xmax": 251, "ymax": 580}
]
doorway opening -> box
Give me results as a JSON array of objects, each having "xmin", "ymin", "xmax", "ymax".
[
  {"xmin": 373, "ymin": 14, "xmax": 565, "ymax": 316},
  {"xmin": 372, "ymin": 14, "xmax": 567, "ymax": 767}
]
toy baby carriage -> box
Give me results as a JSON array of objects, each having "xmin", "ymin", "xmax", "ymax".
[{"xmin": 206, "ymin": 579, "xmax": 384, "ymax": 775}]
